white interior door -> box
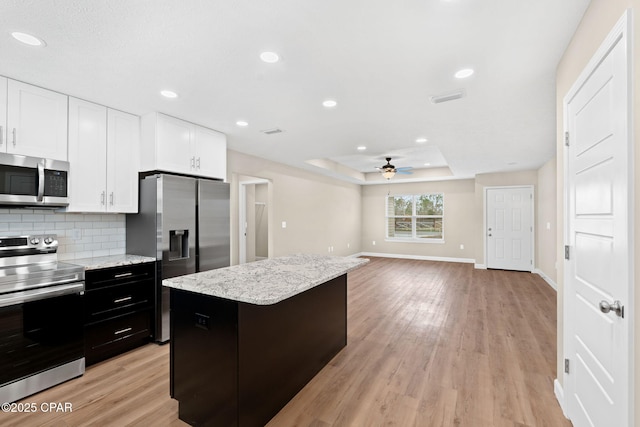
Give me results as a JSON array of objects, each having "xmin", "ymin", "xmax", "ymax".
[
  {"xmin": 564, "ymin": 11, "xmax": 631, "ymax": 427},
  {"xmin": 486, "ymin": 186, "xmax": 533, "ymax": 271}
]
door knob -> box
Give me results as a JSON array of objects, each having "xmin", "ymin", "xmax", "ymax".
[{"xmin": 599, "ymin": 300, "xmax": 624, "ymax": 318}]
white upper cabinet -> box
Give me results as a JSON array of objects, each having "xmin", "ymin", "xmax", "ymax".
[
  {"xmin": 6, "ymin": 80, "xmax": 68, "ymax": 160},
  {"xmin": 155, "ymin": 113, "xmax": 193, "ymax": 174},
  {"xmin": 0, "ymin": 77, "xmax": 7, "ymax": 149},
  {"xmin": 141, "ymin": 113, "xmax": 227, "ymax": 180},
  {"xmin": 106, "ymin": 109, "xmax": 139, "ymax": 213},
  {"xmin": 194, "ymin": 125, "xmax": 227, "ymax": 179},
  {"xmin": 67, "ymin": 97, "xmax": 140, "ymax": 213},
  {"xmin": 68, "ymin": 98, "xmax": 107, "ymax": 212}
]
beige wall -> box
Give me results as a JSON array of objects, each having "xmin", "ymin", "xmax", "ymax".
[
  {"xmin": 227, "ymin": 150, "xmax": 362, "ymax": 264},
  {"xmin": 360, "ymin": 179, "xmax": 476, "ymax": 260},
  {"xmin": 555, "ymin": 0, "xmax": 639, "ymax": 420},
  {"xmin": 536, "ymin": 158, "xmax": 557, "ymax": 284}
]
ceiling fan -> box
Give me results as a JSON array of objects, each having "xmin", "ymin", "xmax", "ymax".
[{"xmin": 377, "ymin": 157, "xmax": 413, "ymax": 180}]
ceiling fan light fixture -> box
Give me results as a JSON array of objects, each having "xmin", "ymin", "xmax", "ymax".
[{"xmin": 382, "ymin": 170, "xmax": 396, "ymax": 180}]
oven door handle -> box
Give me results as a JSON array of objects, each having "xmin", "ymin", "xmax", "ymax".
[{"xmin": 0, "ymin": 282, "xmax": 84, "ymax": 308}]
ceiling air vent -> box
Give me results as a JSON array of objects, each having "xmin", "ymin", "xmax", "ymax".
[
  {"xmin": 261, "ymin": 128, "xmax": 283, "ymax": 135},
  {"xmin": 430, "ymin": 90, "xmax": 465, "ymax": 104}
]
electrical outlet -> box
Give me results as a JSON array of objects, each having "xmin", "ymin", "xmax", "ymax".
[
  {"xmin": 281, "ymin": 221, "xmax": 287, "ymax": 229},
  {"xmin": 460, "ymin": 244, "xmax": 464, "ymax": 250},
  {"xmin": 72, "ymin": 229, "xmax": 82, "ymax": 240},
  {"xmin": 347, "ymin": 243, "xmax": 350, "ymax": 249},
  {"xmin": 546, "ymin": 222, "xmax": 551, "ymax": 230},
  {"xmin": 372, "ymin": 240, "xmax": 376, "ymax": 245}
]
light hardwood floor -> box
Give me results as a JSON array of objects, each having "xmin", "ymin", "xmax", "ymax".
[{"xmin": 2, "ymin": 257, "xmax": 570, "ymax": 426}]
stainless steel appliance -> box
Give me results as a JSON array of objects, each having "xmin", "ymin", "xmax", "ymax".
[
  {"xmin": 0, "ymin": 153, "xmax": 69, "ymax": 207},
  {"xmin": 126, "ymin": 174, "xmax": 230, "ymax": 342},
  {"xmin": 0, "ymin": 234, "xmax": 85, "ymax": 403}
]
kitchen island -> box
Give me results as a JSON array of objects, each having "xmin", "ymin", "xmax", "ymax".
[{"xmin": 163, "ymin": 254, "xmax": 368, "ymax": 427}]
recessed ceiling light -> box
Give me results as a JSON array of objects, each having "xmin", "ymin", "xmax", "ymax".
[
  {"xmin": 357, "ymin": 146, "xmax": 367, "ymax": 151},
  {"xmin": 415, "ymin": 138, "xmax": 428, "ymax": 143},
  {"xmin": 236, "ymin": 120, "xmax": 249, "ymax": 127},
  {"xmin": 260, "ymin": 51, "xmax": 280, "ymax": 63},
  {"xmin": 11, "ymin": 31, "xmax": 45, "ymax": 46},
  {"xmin": 322, "ymin": 100, "xmax": 337, "ymax": 108},
  {"xmin": 160, "ymin": 90, "xmax": 178, "ymax": 98},
  {"xmin": 424, "ymin": 163, "xmax": 431, "ymax": 166},
  {"xmin": 454, "ymin": 68, "xmax": 474, "ymax": 79}
]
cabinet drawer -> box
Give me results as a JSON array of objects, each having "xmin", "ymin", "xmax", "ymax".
[
  {"xmin": 85, "ymin": 310, "xmax": 152, "ymax": 365},
  {"xmin": 84, "ymin": 279, "xmax": 153, "ymax": 323},
  {"xmin": 85, "ymin": 262, "xmax": 155, "ymax": 291}
]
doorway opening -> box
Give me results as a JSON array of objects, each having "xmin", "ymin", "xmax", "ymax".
[{"xmin": 239, "ymin": 177, "xmax": 271, "ymax": 264}]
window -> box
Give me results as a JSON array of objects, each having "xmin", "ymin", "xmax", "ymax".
[{"xmin": 386, "ymin": 193, "xmax": 444, "ymax": 241}]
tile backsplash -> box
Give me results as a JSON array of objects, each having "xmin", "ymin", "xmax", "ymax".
[{"xmin": 0, "ymin": 208, "xmax": 125, "ymax": 261}]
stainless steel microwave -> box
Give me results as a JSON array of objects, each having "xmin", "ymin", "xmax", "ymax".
[{"xmin": 0, "ymin": 153, "xmax": 69, "ymax": 207}]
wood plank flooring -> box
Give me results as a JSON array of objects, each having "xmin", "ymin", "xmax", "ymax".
[{"xmin": 2, "ymin": 257, "xmax": 569, "ymax": 426}]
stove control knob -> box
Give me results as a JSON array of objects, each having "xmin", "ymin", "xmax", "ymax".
[
  {"xmin": 44, "ymin": 237, "xmax": 54, "ymax": 245},
  {"xmin": 30, "ymin": 237, "xmax": 40, "ymax": 245}
]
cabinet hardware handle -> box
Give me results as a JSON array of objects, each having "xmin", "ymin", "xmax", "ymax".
[
  {"xmin": 114, "ymin": 296, "xmax": 132, "ymax": 304},
  {"xmin": 12, "ymin": 128, "xmax": 16, "ymax": 147},
  {"xmin": 0, "ymin": 125, "xmax": 3, "ymax": 146},
  {"xmin": 101, "ymin": 191, "xmax": 105, "ymax": 205},
  {"xmin": 114, "ymin": 327, "xmax": 132, "ymax": 335},
  {"xmin": 196, "ymin": 157, "xmax": 201, "ymax": 169},
  {"xmin": 114, "ymin": 272, "xmax": 133, "ymax": 278},
  {"xmin": 109, "ymin": 192, "xmax": 114, "ymax": 205}
]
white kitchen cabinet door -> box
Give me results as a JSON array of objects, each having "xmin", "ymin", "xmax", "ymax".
[
  {"xmin": 67, "ymin": 98, "xmax": 108, "ymax": 212},
  {"xmin": 7, "ymin": 80, "xmax": 68, "ymax": 160},
  {"xmin": 106, "ymin": 109, "xmax": 139, "ymax": 213},
  {"xmin": 193, "ymin": 125, "xmax": 226, "ymax": 180},
  {"xmin": 0, "ymin": 77, "xmax": 7, "ymax": 151},
  {"xmin": 156, "ymin": 114, "xmax": 194, "ymax": 174}
]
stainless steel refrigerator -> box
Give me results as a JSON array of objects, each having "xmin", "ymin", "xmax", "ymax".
[{"xmin": 126, "ymin": 173, "xmax": 230, "ymax": 342}]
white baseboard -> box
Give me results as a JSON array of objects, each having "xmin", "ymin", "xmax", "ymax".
[
  {"xmin": 554, "ymin": 379, "xmax": 569, "ymax": 419},
  {"xmin": 534, "ymin": 268, "xmax": 558, "ymax": 291},
  {"xmin": 474, "ymin": 263, "xmax": 487, "ymax": 270},
  {"xmin": 355, "ymin": 252, "xmax": 475, "ymax": 264}
]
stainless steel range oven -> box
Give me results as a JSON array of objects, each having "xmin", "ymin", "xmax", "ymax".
[{"xmin": 0, "ymin": 234, "xmax": 85, "ymax": 403}]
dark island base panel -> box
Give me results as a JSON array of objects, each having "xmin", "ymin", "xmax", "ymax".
[{"xmin": 170, "ymin": 274, "xmax": 347, "ymax": 427}]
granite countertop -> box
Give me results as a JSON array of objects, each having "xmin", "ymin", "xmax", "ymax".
[
  {"xmin": 72, "ymin": 254, "xmax": 156, "ymax": 270},
  {"xmin": 163, "ymin": 254, "xmax": 369, "ymax": 305}
]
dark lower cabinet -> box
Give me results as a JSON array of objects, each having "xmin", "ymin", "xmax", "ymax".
[
  {"xmin": 84, "ymin": 262, "xmax": 155, "ymax": 366},
  {"xmin": 170, "ymin": 274, "xmax": 347, "ymax": 427}
]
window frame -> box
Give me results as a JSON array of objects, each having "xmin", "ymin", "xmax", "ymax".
[{"xmin": 385, "ymin": 193, "xmax": 445, "ymax": 243}]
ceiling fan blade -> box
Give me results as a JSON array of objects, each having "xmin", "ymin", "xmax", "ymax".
[
  {"xmin": 396, "ymin": 170, "xmax": 413, "ymax": 175},
  {"xmin": 396, "ymin": 167, "xmax": 413, "ymax": 171}
]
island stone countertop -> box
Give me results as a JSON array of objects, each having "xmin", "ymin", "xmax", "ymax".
[
  {"xmin": 71, "ymin": 254, "xmax": 156, "ymax": 270},
  {"xmin": 163, "ymin": 254, "xmax": 369, "ymax": 305}
]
